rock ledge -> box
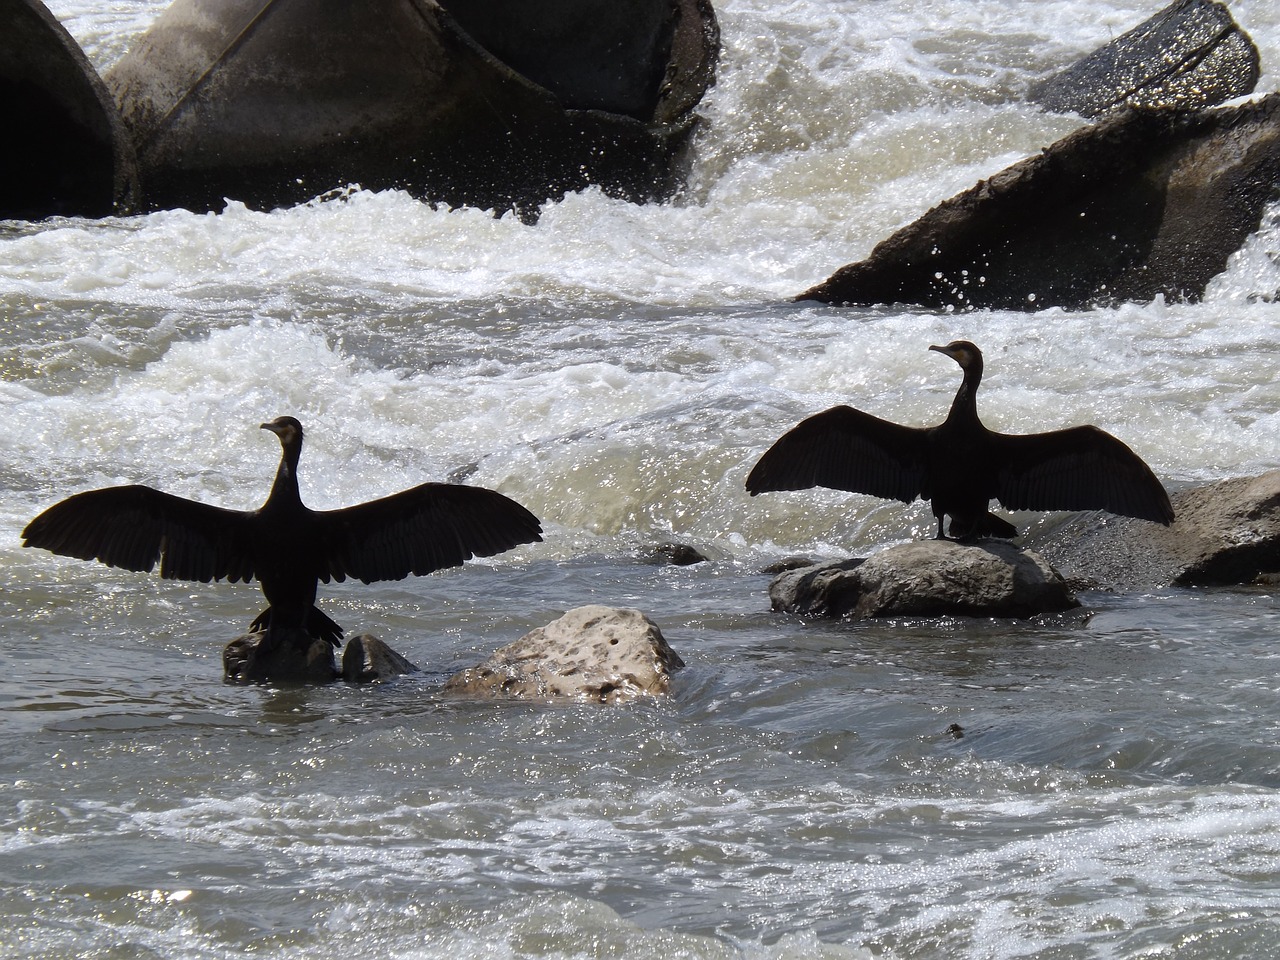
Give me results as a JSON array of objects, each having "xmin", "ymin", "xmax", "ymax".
[{"xmin": 1028, "ymin": 470, "xmax": 1280, "ymax": 590}]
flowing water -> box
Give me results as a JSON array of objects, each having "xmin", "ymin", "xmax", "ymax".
[{"xmin": 3, "ymin": 1, "xmax": 1280, "ymax": 957}]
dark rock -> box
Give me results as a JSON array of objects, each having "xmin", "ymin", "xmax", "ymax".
[
  {"xmin": 1029, "ymin": 0, "xmax": 1259, "ymax": 118},
  {"xmin": 641, "ymin": 541, "xmax": 709, "ymax": 565},
  {"xmin": 439, "ymin": 0, "xmax": 693, "ymax": 121},
  {"xmin": 340, "ymin": 634, "xmax": 420, "ymax": 682},
  {"xmin": 768, "ymin": 542, "xmax": 1078, "ymax": 619},
  {"xmin": 223, "ymin": 629, "xmax": 338, "ymax": 684},
  {"xmin": 1027, "ymin": 471, "xmax": 1280, "ymax": 590},
  {"xmin": 798, "ymin": 94, "xmax": 1280, "ymax": 311},
  {"xmin": 0, "ymin": 0, "xmax": 138, "ymax": 218},
  {"xmin": 443, "ymin": 605, "xmax": 684, "ymax": 702},
  {"xmin": 761, "ymin": 556, "xmax": 819, "ymax": 575},
  {"xmin": 224, "ymin": 629, "xmax": 420, "ymax": 683},
  {"xmin": 102, "ymin": 0, "xmax": 718, "ymax": 217}
]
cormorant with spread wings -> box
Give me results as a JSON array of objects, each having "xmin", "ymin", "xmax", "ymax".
[
  {"xmin": 746, "ymin": 341, "xmax": 1173, "ymax": 539},
  {"xmin": 23, "ymin": 417, "xmax": 543, "ymax": 648}
]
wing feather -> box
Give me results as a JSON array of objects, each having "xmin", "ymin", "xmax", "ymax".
[
  {"xmin": 992, "ymin": 426, "xmax": 1174, "ymax": 523},
  {"xmin": 22, "ymin": 485, "xmax": 259, "ymax": 582},
  {"xmin": 746, "ymin": 405, "xmax": 930, "ymax": 503},
  {"xmin": 316, "ymin": 483, "xmax": 543, "ymax": 585}
]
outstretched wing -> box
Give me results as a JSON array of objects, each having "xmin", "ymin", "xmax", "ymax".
[
  {"xmin": 746, "ymin": 405, "xmax": 930, "ymax": 503},
  {"xmin": 22, "ymin": 485, "xmax": 259, "ymax": 583},
  {"xmin": 992, "ymin": 426, "xmax": 1174, "ymax": 523},
  {"xmin": 316, "ymin": 483, "xmax": 543, "ymax": 584}
]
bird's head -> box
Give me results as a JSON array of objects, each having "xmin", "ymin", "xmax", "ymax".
[
  {"xmin": 929, "ymin": 340, "xmax": 983, "ymax": 370},
  {"xmin": 261, "ymin": 416, "xmax": 304, "ymax": 448}
]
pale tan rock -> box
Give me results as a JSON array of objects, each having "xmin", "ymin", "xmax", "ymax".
[
  {"xmin": 444, "ymin": 605, "xmax": 684, "ymax": 703},
  {"xmin": 769, "ymin": 541, "xmax": 1078, "ymax": 619}
]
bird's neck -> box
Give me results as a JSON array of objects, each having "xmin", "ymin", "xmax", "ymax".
[
  {"xmin": 947, "ymin": 366, "xmax": 982, "ymax": 423},
  {"xmin": 266, "ymin": 447, "xmax": 303, "ymax": 509}
]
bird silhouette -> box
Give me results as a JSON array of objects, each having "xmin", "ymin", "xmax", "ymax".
[
  {"xmin": 746, "ymin": 340, "xmax": 1174, "ymax": 539},
  {"xmin": 22, "ymin": 417, "xmax": 543, "ymax": 647}
]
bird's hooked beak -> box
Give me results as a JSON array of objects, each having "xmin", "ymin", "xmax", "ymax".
[
  {"xmin": 260, "ymin": 417, "xmax": 302, "ymax": 445},
  {"xmin": 929, "ymin": 340, "xmax": 976, "ymax": 368}
]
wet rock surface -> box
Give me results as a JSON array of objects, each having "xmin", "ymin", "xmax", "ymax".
[
  {"xmin": 1029, "ymin": 0, "xmax": 1259, "ymax": 118},
  {"xmin": 769, "ymin": 541, "xmax": 1079, "ymax": 619},
  {"xmin": 800, "ymin": 94, "xmax": 1280, "ymax": 310},
  {"xmin": 444, "ymin": 605, "xmax": 685, "ymax": 702},
  {"xmin": 1026, "ymin": 471, "xmax": 1280, "ymax": 591}
]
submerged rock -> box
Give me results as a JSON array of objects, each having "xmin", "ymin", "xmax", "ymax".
[
  {"xmin": 1028, "ymin": 471, "xmax": 1280, "ymax": 591},
  {"xmin": 224, "ymin": 629, "xmax": 419, "ymax": 683},
  {"xmin": 444, "ymin": 605, "xmax": 685, "ymax": 702},
  {"xmin": 769, "ymin": 541, "xmax": 1078, "ymax": 619},
  {"xmin": 1029, "ymin": 0, "xmax": 1259, "ymax": 118},
  {"xmin": 799, "ymin": 94, "xmax": 1280, "ymax": 311},
  {"xmin": 640, "ymin": 541, "xmax": 709, "ymax": 565}
]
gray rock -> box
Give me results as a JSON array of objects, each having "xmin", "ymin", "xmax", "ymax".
[
  {"xmin": 1028, "ymin": 471, "xmax": 1280, "ymax": 590},
  {"xmin": 1028, "ymin": 0, "xmax": 1259, "ymax": 119},
  {"xmin": 340, "ymin": 634, "xmax": 420, "ymax": 682},
  {"xmin": 444, "ymin": 605, "xmax": 685, "ymax": 702},
  {"xmin": 769, "ymin": 541, "xmax": 1078, "ymax": 619},
  {"xmin": 799, "ymin": 94, "xmax": 1280, "ymax": 311}
]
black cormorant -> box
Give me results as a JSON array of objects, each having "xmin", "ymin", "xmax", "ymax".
[
  {"xmin": 746, "ymin": 340, "xmax": 1174, "ymax": 539},
  {"xmin": 22, "ymin": 416, "xmax": 543, "ymax": 647}
]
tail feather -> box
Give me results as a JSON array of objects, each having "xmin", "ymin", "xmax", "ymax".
[
  {"xmin": 249, "ymin": 606, "xmax": 344, "ymax": 648},
  {"xmin": 979, "ymin": 512, "xmax": 1019, "ymax": 539},
  {"xmin": 949, "ymin": 511, "xmax": 1019, "ymax": 540}
]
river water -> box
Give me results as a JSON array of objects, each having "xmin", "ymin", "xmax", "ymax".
[{"xmin": 3, "ymin": 1, "xmax": 1280, "ymax": 957}]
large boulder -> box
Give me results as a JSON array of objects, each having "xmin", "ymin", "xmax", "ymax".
[
  {"xmin": 1029, "ymin": 0, "xmax": 1259, "ymax": 118},
  {"xmin": 444, "ymin": 605, "xmax": 684, "ymax": 702},
  {"xmin": 769, "ymin": 541, "xmax": 1079, "ymax": 619},
  {"xmin": 799, "ymin": 94, "xmax": 1280, "ymax": 310},
  {"xmin": 0, "ymin": 0, "xmax": 138, "ymax": 218},
  {"xmin": 1027, "ymin": 471, "xmax": 1280, "ymax": 591},
  {"xmin": 103, "ymin": 0, "xmax": 718, "ymax": 216}
]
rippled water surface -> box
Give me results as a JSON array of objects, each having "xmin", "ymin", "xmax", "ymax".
[{"xmin": 3, "ymin": 1, "xmax": 1279, "ymax": 957}]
